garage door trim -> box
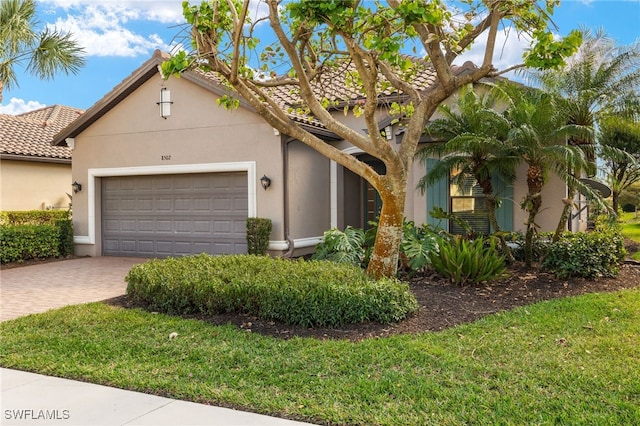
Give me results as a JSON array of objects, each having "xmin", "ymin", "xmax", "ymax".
[{"xmin": 74, "ymin": 162, "xmax": 257, "ymax": 245}]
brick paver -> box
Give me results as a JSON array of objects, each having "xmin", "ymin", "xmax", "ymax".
[{"xmin": 0, "ymin": 257, "xmax": 146, "ymax": 321}]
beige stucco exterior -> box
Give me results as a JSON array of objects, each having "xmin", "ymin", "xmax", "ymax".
[{"xmin": 0, "ymin": 159, "xmax": 71, "ymax": 211}]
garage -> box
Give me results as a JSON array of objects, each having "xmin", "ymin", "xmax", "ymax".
[{"xmin": 101, "ymin": 172, "xmax": 248, "ymax": 257}]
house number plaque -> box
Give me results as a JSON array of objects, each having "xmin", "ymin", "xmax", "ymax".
[{"xmin": 161, "ymin": 155, "xmax": 171, "ymax": 161}]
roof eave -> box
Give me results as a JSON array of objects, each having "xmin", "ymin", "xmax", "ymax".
[{"xmin": 0, "ymin": 153, "xmax": 72, "ymax": 164}]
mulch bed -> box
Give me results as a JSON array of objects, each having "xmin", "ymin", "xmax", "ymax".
[{"xmin": 106, "ymin": 263, "xmax": 640, "ymax": 342}]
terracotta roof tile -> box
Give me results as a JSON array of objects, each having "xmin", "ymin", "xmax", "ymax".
[
  {"xmin": 0, "ymin": 105, "xmax": 83, "ymax": 160},
  {"xmin": 193, "ymin": 56, "xmax": 441, "ymax": 130}
]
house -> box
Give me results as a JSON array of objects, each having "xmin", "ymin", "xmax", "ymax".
[
  {"xmin": 1, "ymin": 105, "xmax": 83, "ymax": 211},
  {"xmin": 52, "ymin": 50, "xmax": 582, "ymax": 259}
]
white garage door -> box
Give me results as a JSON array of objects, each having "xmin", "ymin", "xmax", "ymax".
[{"xmin": 101, "ymin": 173, "xmax": 248, "ymax": 257}]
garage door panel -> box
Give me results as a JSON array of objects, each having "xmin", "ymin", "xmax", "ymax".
[{"xmin": 102, "ymin": 172, "xmax": 248, "ymax": 257}]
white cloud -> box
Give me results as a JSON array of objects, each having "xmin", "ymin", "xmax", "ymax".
[
  {"xmin": 0, "ymin": 98, "xmax": 47, "ymax": 115},
  {"xmin": 41, "ymin": 1, "xmax": 186, "ymax": 24},
  {"xmin": 39, "ymin": 1, "xmax": 183, "ymax": 57},
  {"xmin": 454, "ymin": 26, "xmax": 533, "ymax": 78}
]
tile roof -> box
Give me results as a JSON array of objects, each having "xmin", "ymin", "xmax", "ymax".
[
  {"xmin": 195, "ymin": 56, "xmax": 441, "ymax": 130},
  {"xmin": 0, "ymin": 105, "xmax": 83, "ymax": 161}
]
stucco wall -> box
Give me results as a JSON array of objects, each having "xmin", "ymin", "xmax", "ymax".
[
  {"xmin": 71, "ymin": 74, "xmax": 282, "ymax": 256},
  {"xmin": 0, "ymin": 160, "xmax": 71, "ymax": 211},
  {"xmin": 287, "ymin": 141, "xmax": 331, "ymax": 241}
]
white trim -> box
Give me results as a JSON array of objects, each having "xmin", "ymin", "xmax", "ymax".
[
  {"xmin": 74, "ymin": 162, "xmax": 257, "ymax": 245},
  {"xmin": 268, "ymin": 236, "xmax": 323, "ymax": 251},
  {"xmin": 330, "ymin": 147, "xmax": 364, "ymax": 228}
]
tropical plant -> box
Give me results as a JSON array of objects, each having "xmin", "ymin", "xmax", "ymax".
[
  {"xmin": 161, "ymin": 0, "xmax": 582, "ymax": 278},
  {"xmin": 312, "ymin": 226, "xmax": 366, "ymax": 267},
  {"xmin": 399, "ymin": 221, "xmax": 439, "ymax": 272},
  {"xmin": 526, "ymin": 28, "xmax": 640, "ymax": 232},
  {"xmin": 0, "ymin": 0, "xmax": 85, "ymax": 102},
  {"xmin": 502, "ymin": 85, "xmax": 594, "ymax": 267},
  {"xmin": 428, "ymin": 235, "xmax": 508, "ymax": 286},
  {"xmin": 417, "ymin": 85, "xmax": 518, "ymax": 259}
]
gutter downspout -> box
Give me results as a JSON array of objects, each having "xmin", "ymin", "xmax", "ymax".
[{"xmin": 282, "ymin": 136, "xmax": 295, "ymax": 257}]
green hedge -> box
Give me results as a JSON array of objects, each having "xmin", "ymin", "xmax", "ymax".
[
  {"xmin": 0, "ymin": 210, "xmax": 69, "ymax": 225},
  {"xmin": 542, "ymin": 230, "xmax": 626, "ymax": 279},
  {"xmin": 126, "ymin": 254, "xmax": 418, "ymax": 327},
  {"xmin": 0, "ymin": 210, "xmax": 74, "ymax": 263},
  {"xmin": 246, "ymin": 217, "xmax": 272, "ymax": 255}
]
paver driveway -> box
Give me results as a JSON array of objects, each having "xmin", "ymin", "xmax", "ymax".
[{"xmin": 0, "ymin": 257, "xmax": 146, "ymax": 321}]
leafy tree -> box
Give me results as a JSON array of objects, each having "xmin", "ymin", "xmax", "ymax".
[
  {"xmin": 599, "ymin": 116, "xmax": 640, "ymax": 212},
  {"xmin": 503, "ymin": 85, "xmax": 593, "ymax": 268},
  {"xmin": 416, "ymin": 85, "xmax": 518, "ymax": 259},
  {"xmin": 620, "ymin": 182, "xmax": 640, "ymax": 216},
  {"xmin": 527, "ymin": 29, "xmax": 640, "ymax": 235},
  {"xmin": 163, "ymin": 0, "xmax": 582, "ymax": 278},
  {"xmin": 0, "ymin": 0, "xmax": 85, "ymax": 102}
]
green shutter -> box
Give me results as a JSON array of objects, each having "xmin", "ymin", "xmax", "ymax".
[
  {"xmin": 492, "ymin": 172, "xmax": 514, "ymax": 232},
  {"xmin": 425, "ymin": 158, "xmax": 449, "ymax": 230}
]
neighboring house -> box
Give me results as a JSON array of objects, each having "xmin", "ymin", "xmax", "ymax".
[
  {"xmin": 52, "ymin": 50, "xmax": 580, "ymax": 259},
  {"xmin": 1, "ymin": 105, "xmax": 83, "ymax": 211}
]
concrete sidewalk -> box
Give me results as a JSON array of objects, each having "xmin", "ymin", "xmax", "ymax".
[
  {"xmin": 1, "ymin": 257, "xmax": 315, "ymax": 425},
  {"xmin": 1, "ymin": 368, "xmax": 312, "ymax": 425}
]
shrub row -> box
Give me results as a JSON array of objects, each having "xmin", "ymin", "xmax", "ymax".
[
  {"xmin": 542, "ymin": 229, "xmax": 626, "ymax": 279},
  {"xmin": 0, "ymin": 210, "xmax": 69, "ymax": 225},
  {"xmin": 126, "ymin": 254, "xmax": 418, "ymax": 327},
  {"xmin": 0, "ymin": 210, "xmax": 74, "ymax": 263}
]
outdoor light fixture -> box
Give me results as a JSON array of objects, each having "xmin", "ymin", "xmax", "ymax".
[
  {"xmin": 72, "ymin": 181, "xmax": 82, "ymax": 193},
  {"xmin": 158, "ymin": 87, "xmax": 173, "ymax": 118},
  {"xmin": 260, "ymin": 175, "xmax": 271, "ymax": 190}
]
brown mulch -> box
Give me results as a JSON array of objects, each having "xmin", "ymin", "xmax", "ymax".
[{"xmin": 106, "ymin": 262, "xmax": 640, "ymax": 342}]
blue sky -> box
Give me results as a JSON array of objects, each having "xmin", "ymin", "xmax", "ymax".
[{"xmin": 1, "ymin": 0, "xmax": 639, "ymax": 115}]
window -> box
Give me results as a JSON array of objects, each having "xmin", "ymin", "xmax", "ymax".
[{"xmin": 449, "ymin": 171, "xmax": 490, "ymax": 235}]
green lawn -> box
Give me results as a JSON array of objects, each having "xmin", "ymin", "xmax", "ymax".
[
  {"xmin": 620, "ymin": 212, "xmax": 640, "ymax": 260},
  {"xmin": 2, "ymin": 290, "xmax": 639, "ymax": 425}
]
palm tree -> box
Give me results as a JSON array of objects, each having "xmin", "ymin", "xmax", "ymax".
[
  {"xmin": 0, "ymin": 0, "xmax": 85, "ymax": 102},
  {"xmin": 502, "ymin": 85, "xmax": 593, "ymax": 267},
  {"xmin": 527, "ymin": 28, "xmax": 640, "ymax": 233},
  {"xmin": 416, "ymin": 86, "xmax": 519, "ymax": 259}
]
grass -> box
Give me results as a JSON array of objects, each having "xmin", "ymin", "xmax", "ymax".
[
  {"xmin": 2, "ymin": 290, "xmax": 640, "ymax": 425},
  {"xmin": 620, "ymin": 212, "xmax": 640, "ymax": 260}
]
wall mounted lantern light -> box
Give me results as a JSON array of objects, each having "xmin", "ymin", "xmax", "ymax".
[
  {"xmin": 158, "ymin": 87, "xmax": 173, "ymax": 119},
  {"xmin": 260, "ymin": 175, "xmax": 271, "ymax": 190},
  {"xmin": 72, "ymin": 181, "xmax": 82, "ymax": 193}
]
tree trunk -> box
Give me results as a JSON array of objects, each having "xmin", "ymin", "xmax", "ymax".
[
  {"xmin": 366, "ymin": 184, "xmax": 406, "ymax": 279},
  {"xmin": 553, "ymin": 183, "xmax": 576, "ymax": 242},
  {"xmin": 612, "ymin": 190, "xmax": 620, "ymax": 214},
  {"xmin": 524, "ymin": 165, "xmax": 544, "ymax": 269}
]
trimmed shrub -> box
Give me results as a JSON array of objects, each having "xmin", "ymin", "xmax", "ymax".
[
  {"xmin": 3, "ymin": 210, "xmax": 69, "ymax": 225},
  {"xmin": 0, "ymin": 210, "xmax": 74, "ymax": 262},
  {"xmin": 428, "ymin": 236, "xmax": 508, "ymax": 286},
  {"xmin": 0, "ymin": 224, "xmax": 61, "ymax": 262},
  {"xmin": 246, "ymin": 217, "xmax": 272, "ymax": 255},
  {"xmin": 542, "ymin": 229, "xmax": 626, "ymax": 279},
  {"xmin": 126, "ymin": 254, "xmax": 418, "ymax": 327}
]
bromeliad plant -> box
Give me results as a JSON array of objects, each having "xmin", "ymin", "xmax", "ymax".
[{"xmin": 428, "ymin": 235, "xmax": 508, "ymax": 286}]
